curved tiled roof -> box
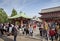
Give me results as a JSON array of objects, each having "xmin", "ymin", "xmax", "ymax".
[
  {"xmin": 8, "ymin": 12, "xmax": 31, "ymax": 19},
  {"xmin": 41, "ymin": 6, "xmax": 60, "ymax": 13}
]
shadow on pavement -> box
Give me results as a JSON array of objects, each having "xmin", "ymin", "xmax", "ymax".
[{"xmin": 0, "ymin": 35, "xmax": 13, "ymax": 41}]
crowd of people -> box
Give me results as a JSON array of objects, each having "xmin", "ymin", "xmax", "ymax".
[
  {"xmin": 0, "ymin": 22, "xmax": 60, "ymax": 41},
  {"xmin": 39, "ymin": 22, "xmax": 60, "ymax": 41},
  {"xmin": 0, "ymin": 23, "xmax": 19, "ymax": 41},
  {"xmin": 0, "ymin": 23, "xmax": 34, "ymax": 41}
]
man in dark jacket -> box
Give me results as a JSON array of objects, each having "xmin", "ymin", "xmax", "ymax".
[{"xmin": 12, "ymin": 25, "xmax": 18, "ymax": 41}]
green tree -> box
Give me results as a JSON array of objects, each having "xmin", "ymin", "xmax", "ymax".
[
  {"xmin": 11, "ymin": 9, "xmax": 17, "ymax": 17},
  {"xmin": 0, "ymin": 8, "xmax": 8, "ymax": 23},
  {"xmin": 20, "ymin": 11, "xmax": 22, "ymax": 13}
]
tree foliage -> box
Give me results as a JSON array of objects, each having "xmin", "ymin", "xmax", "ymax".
[
  {"xmin": 20, "ymin": 11, "xmax": 22, "ymax": 13},
  {"xmin": 11, "ymin": 9, "xmax": 17, "ymax": 17},
  {"xmin": 0, "ymin": 8, "xmax": 8, "ymax": 23}
]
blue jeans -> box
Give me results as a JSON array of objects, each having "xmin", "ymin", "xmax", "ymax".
[{"xmin": 14, "ymin": 36, "xmax": 17, "ymax": 41}]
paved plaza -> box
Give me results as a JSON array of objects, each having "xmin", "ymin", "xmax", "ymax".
[{"xmin": 0, "ymin": 35, "xmax": 41, "ymax": 41}]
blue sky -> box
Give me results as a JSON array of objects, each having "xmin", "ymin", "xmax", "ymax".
[{"xmin": 0, "ymin": 0, "xmax": 60, "ymax": 17}]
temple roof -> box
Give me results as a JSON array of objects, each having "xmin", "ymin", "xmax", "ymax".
[
  {"xmin": 40, "ymin": 15, "xmax": 60, "ymax": 19},
  {"xmin": 40, "ymin": 6, "xmax": 60, "ymax": 13},
  {"xmin": 8, "ymin": 12, "xmax": 31, "ymax": 19}
]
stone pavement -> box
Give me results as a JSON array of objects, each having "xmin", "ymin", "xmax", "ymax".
[
  {"xmin": 0, "ymin": 35, "xmax": 56, "ymax": 41},
  {"xmin": 0, "ymin": 35, "xmax": 13, "ymax": 41},
  {"xmin": 0, "ymin": 35, "xmax": 57, "ymax": 41},
  {"xmin": 0, "ymin": 35, "xmax": 40, "ymax": 41}
]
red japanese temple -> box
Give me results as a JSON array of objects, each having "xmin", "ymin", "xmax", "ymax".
[{"xmin": 39, "ymin": 6, "xmax": 60, "ymax": 23}]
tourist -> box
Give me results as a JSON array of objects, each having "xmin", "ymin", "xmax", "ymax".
[
  {"xmin": 57, "ymin": 26, "xmax": 60, "ymax": 41},
  {"xmin": 24, "ymin": 25, "xmax": 26, "ymax": 35},
  {"xmin": 49, "ymin": 28, "xmax": 56, "ymax": 41},
  {"xmin": 0, "ymin": 23, "xmax": 3, "ymax": 35},
  {"xmin": 39, "ymin": 23, "xmax": 44, "ymax": 36},
  {"xmin": 9, "ymin": 24, "xmax": 13, "ymax": 35},
  {"xmin": 55, "ymin": 24, "xmax": 59, "ymax": 41},
  {"xmin": 22, "ymin": 25, "xmax": 25, "ymax": 35},
  {"xmin": 12, "ymin": 24, "xmax": 19, "ymax": 41},
  {"xmin": 6, "ymin": 23, "xmax": 9, "ymax": 35},
  {"xmin": 25, "ymin": 25, "xmax": 29, "ymax": 35},
  {"xmin": 3, "ymin": 23, "xmax": 7, "ymax": 35},
  {"xmin": 29, "ymin": 25, "xmax": 33, "ymax": 36}
]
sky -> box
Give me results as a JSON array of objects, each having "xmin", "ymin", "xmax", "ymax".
[{"xmin": 0, "ymin": 0, "xmax": 60, "ymax": 17}]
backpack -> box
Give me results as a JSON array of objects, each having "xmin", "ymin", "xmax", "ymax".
[{"xmin": 12, "ymin": 27, "xmax": 17, "ymax": 36}]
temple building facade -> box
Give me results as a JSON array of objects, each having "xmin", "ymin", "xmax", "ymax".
[
  {"xmin": 39, "ymin": 6, "xmax": 60, "ymax": 23},
  {"xmin": 8, "ymin": 12, "xmax": 31, "ymax": 27}
]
